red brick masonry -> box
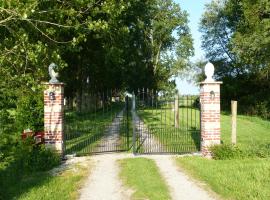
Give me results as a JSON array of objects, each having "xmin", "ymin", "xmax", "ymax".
[
  {"xmin": 44, "ymin": 83, "xmax": 64, "ymax": 154},
  {"xmin": 200, "ymin": 81, "xmax": 222, "ymax": 157}
]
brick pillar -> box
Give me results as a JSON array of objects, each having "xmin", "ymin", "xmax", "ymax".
[
  {"xmin": 200, "ymin": 81, "xmax": 222, "ymax": 157},
  {"xmin": 44, "ymin": 83, "xmax": 64, "ymax": 155}
]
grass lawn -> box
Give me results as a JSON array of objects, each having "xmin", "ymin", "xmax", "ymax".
[
  {"xmin": 176, "ymin": 157, "xmax": 270, "ymax": 200},
  {"xmin": 221, "ymin": 113, "xmax": 270, "ymax": 148},
  {"xmin": 2, "ymin": 162, "xmax": 90, "ymax": 200},
  {"xmin": 119, "ymin": 158, "xmax": 171, "ymax": 200}
]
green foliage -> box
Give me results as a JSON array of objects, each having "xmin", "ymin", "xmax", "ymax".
[
  {"xmin": 211, "ymin": 144, "xmax": 270, "ymax": 160},
  {"xmin": 211, "ymin": 144, "xmax": 244, "ymax": 160},
  {"xmin": 200, "ymin": 0, "xmax": 270, "ymax": 118},
  {"xmin": 16, "ymin": 89, "xmax": 44, "ymax": 132},
  {"xmin": 16, "ymin": 138, "xmax": 60, "ymax": 172},
  {"xmin": 0, "ymin": 150, "xmax": 86, "ymax": 200},
  {"xmin": 1, "ymin": 0, "xmax": 193, "ymax": 118},
  {"xmin": 0, "ymin": 138, "xmax": 60, "ymax": 199}
]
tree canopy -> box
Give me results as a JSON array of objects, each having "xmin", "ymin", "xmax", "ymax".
[
  {"xmin": 0, "ymin": 0, "xmax": 193, "ymax": 132},
  {"xmin": 200, "ymin": 0, "xmax": 270, "ymax": 118}
]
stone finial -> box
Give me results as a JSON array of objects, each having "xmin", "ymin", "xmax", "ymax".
[
  {"xmin": 204, "ymin": 62, "xmax": 215, "ymax": 82},
  {"xmin": 48, "ymin": 63, "xmax": 59, "ymax": 84}
]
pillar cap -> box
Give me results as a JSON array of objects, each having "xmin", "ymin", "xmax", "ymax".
[
  {"xmin": 42, "ymin": 82, "xmax": 65, "ymax": 85},
  {"xmin": 199, "ymin": 81, "xmax": 223, "ymax": 85}
]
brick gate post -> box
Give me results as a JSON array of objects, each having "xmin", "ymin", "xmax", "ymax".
[
  {"xmin": 44, "ymin": 63, "xmax": 64, "ymax": 155},
  {"xmin": 200, "ymin": 62, "xmax": 222, "ymax": 157}
]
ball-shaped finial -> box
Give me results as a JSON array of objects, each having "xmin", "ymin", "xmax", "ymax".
[{"xmin": 204, "ymin": 62, "xmax": 215, "ymax": 82}]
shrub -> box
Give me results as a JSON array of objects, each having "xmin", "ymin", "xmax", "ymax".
[
  {"xmin": 16, "ymin": 137, "xmax": 60, "ymax": 172},
  {"xmin": 244, "ymin": 144, "xmax": 270, "ymax": 158},
  {"xmin": 211, "ymin": 144, "xmax": 270, "ymax": 160},
  {"xmin": 16, "ymin": 90, "xmax": 44, "ymax": 132},
  {"xmin": 211, "ymin": 144, "xmax": 244, "ymax": 160}
]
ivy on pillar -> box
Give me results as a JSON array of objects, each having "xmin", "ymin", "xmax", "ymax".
[
  {"xmin": 200, "ymin": 62, "xmax": 222, "ymax": 157},
  {"xmin": 44, "ymin": 63, "xmax": 64, "ymax": 155}
]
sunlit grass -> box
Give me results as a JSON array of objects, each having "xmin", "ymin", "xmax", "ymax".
[
  {"xmin": 119, "ymin": 158, "xmax": 171, "ymax": 200},
  {"xmin": 176, "ymin": 157, "xmax": 270, "ymax": 200},
  {"xmin": 221, "ymin": 113, "xmax": 270, "ymax": 148}
]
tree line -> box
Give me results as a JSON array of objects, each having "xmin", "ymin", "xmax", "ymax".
[{"xmin": 0, "ymin": 0, "xmax": 193, "ymax": 138}]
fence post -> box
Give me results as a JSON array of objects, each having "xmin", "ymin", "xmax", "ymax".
[
  {"xmin": 174, "ymin": 94, "xmax": 179, "ymax": 128},
  {"xmin": 44, "ymin": 63, "xmax": 64, "ymax": 156},
  {"xmin": 132, "ymin": 92, "xmax": 136, "ymax": 154},
  {"xmin": 200, "ymin": 62, "xmax": 222, "ymax": 157},
  {"xmin": 231, "ymin": 100, "xmax": 237, "ymax": 145},
  {"xmin": 125, "ymin": 95, "xmax": 129, "ymax": 149}
]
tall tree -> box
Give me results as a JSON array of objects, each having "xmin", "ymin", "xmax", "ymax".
[{"xmin": 200, "ymin": 0, "xmax": 270, "ymax": 118}]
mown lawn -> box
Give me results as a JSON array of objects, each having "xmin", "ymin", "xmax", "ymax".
[
  {"xmin": 1, "ymin": 161, "xmax": 90, "ymax": 200},
  {"xmin": 221, "ymin": 113, "xmax": 270, "ymax": 148},
  {"xmin": 176, "ymin": 157, "xmax": 270, "ymax": 200},
  {"xmin": 119, "ymin": 158, "xmax": 171, "ymax": 200}
]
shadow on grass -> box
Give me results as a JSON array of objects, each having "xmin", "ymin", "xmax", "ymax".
[
  {"xmin": 0, "ymin": 159, "xmax": 54, "ymax": 200},
  {"xmin": 190, "ymin": 128, "xmax": 200, "ymax": 151},
  {"xmin": 64, "ymin": 127, "xmax": 105, "ymax": 154}
]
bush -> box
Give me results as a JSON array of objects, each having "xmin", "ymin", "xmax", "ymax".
[
  {"xmin": 211, "ymin": 144, "xmax": 270, "ymax": 160},
  {"xmin": 244, "ymin": 144, "xmax": 270, "ymax": 158},
  {"xmin": 0, "ymin": 137, "xmax": 61, "ymax": 199},
  {"xmin": 16, "ymin": 137, "xmax": 60, "ymax": 172},
  {"xmin": 16, "ymin": 90, "xmax": 44, "ymax": 132},
  {"xmin": 211, "ymin": 144, "xmax": 244, "ymax": 160}
]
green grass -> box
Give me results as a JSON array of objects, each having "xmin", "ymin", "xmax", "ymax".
[
  {"xmin": 176, "ymin": 157, "xmax": 270, "ymax": 200},
  {"xmin": 1, "ymin": 162, "xmax": 90, "ymax": 200},
  {"xmin": 221, "ymin": 113, "xmax": 270, "ymax": 148},
  {"xmin": 119, "ymin": 158, "xmax": 171, "ymax": 200},
  {"xmin": 64, "ymin": 102, "xmax": 128, "ymax": 155}
]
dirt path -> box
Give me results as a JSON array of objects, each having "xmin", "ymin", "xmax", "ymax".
[
  {"xmin": 133, "ymin": 112, "xmax": 165, "ymax": 152},
  {"xmin": 78, "ymin": 154, "xmax": 217, "ymax": 200},
  {"xmin": 79, "ymin": 154, "xmax": 131, "ymax": 200},
  {"xmin": 94, "ymin": 110, "xmax": 123, "ymax": 152},
  {"xmin": 78, "ymin": 111, "xmax": 216, "ymax": 200},
  {"xmin": 152, "ymin": 155, "xmax": 217, "ymax": 200}
]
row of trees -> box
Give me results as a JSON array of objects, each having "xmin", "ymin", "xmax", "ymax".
[
  {"xmin": 0, "ymin": 0, "xmax": 193, "ymax": 132},
  {"xmin": 199, "ymin": 0, "xmax": 270, "ymax": 118}
]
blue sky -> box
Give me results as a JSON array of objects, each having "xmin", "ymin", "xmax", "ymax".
[{"xmin": 173, "ymin": 0, "xmax": 211, "ymax": 94}]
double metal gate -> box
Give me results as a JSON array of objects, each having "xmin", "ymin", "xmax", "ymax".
[{"xmin": 64, "ymin": 90, "xmax": 200, "ymax": 155}]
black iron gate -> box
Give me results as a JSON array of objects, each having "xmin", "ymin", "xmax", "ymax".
[
  {"xmin": 64, "ymin": 91, "xmax": 131, "ymax": 155},
  {"xmin": 132, "ymin": 89, "xmax": 201, "ymax": 154}
]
